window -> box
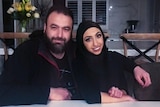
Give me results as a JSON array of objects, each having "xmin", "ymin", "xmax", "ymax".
[
  {"xmin": 82, "ymin": 1, "xmax": 92, "ymax": 21},
  {"xmin": 96, "ymin": 1, "xmax": 106, "ymax": 25},
  {"xmin": 66, "ymin": 0, "xmax": 108, "ymax": 31},
  {"xmin": 67, "ymin": 0, "xmax": 78, "ymax": 25}
]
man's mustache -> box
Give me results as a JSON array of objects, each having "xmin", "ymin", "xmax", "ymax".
[{"xmin": 51, "ymin": 37, "xmax": 66, "ymax": 41}]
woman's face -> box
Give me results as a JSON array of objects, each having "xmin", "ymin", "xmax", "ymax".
[{"xmin": 83, "ymin": 27, "xmax": 104, "ymax": 55}]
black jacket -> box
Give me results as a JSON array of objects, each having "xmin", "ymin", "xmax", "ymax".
[{"xmin": 0, "ymin": 31, "xmax": 77, "ymax": 106}]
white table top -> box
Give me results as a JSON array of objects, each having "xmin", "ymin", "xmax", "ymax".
[{"xmin": 3, "ymin": 100, "xmax": 160, "ymax": 107}]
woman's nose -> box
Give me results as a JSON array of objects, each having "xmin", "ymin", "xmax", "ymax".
[{"xmin": 93, "ymin": 39, "xmax": 98, "ymax": 46}]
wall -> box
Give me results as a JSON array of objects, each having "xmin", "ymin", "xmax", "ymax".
[
  {"xmin": 0, "ymin": 0, "xmax": 3, "ymax": 32},
  {"xmin": 107, "ymin": 0, "xmax": 152, "ymax": 38},
  {"xmin": 105, "ymin": 0, "xmax": 158, "ymax": 57},
  {"xmin": 0, "ymin": 0, "xmax": 154, "ymax": 34},
  {"xmin": 0, "ymin": 1, "xmax": 4, "ymax": 74}
]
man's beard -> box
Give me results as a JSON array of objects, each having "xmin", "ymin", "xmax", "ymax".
[{"xmin": 44, "ymin": 33, "xmax": 67, "ymax": 54}]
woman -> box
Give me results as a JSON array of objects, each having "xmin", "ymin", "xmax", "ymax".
[{"xmin": 73, "ymin": 21, "xmax": 150, "ymax": 103}]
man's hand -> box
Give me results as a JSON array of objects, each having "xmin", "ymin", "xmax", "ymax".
[
  {"xmin": 134, "ymin": 66, "xmax": 152, "ymax": 87},
  {"xmin": 49, "ymin": 88, "xmax": 72, "ymax": 100}
]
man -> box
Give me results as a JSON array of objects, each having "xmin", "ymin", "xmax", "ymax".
[
  {"xmin": 0, "ymin": 5, "xmax": 151, "ymax": 106},
  {"xmin": 0, "ymin": 5, "xmax": 77, "ymax": 106}
]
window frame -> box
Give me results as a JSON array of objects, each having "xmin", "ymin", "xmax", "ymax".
[{"xmin": 66, "ymin": 0, "xmax": 109, "ymax": 31}]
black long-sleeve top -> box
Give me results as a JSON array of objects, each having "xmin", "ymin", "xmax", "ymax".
[{"xmin": 73, "ymin": 51, "xmax": 137, "ymax": 104}]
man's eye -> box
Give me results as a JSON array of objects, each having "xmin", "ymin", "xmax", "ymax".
[
  {"xmin": 51, "ymin": 26, "xmax": 57, "ymax": 29},
  {"xmin": 64, "ymin": 27, "xmax": 71, "ymax": 31}
]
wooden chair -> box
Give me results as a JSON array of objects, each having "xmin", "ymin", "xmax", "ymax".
[{"xmin": 120, "ymin": 33, "xmax": 160, "ymax": 62}]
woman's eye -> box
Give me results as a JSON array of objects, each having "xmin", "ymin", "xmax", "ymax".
[
  {"xmin": 97, "ymin": 33, "xmax": 102, "ymax": 38},
  {"xmin": 84, "ymin": 37, "xmax": 91, "ymax": 42}
]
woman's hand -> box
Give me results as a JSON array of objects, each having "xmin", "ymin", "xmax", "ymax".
[
  {"xmin": 101, "ymin": 92, "xmax": 136, "ymax": 103},
  {"xmin": 108, "ymin": 86, "xmax": 126, "ymax": 98}
]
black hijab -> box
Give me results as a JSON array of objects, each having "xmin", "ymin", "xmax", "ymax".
[
  {"xmin": 76, "ymin": 20, "xmax": 107, "ymax": 59},
  {"xmin": 76, "ymin": 21, "xmax": 108, "ymax": 68},
  {"xmin": 76, "ymin": 21, "xmax": 109, "ymax": 91}
]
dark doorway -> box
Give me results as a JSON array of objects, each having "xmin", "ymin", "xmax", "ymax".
[{"xmin": 2, "ymin": 0, "xmax": 14, "ymax": 47}]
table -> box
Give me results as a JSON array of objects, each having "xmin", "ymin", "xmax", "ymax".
[
  {"xmin": 4, "ymin": 100, "xmax": 160, "ymax": 107},
  {"xmin": 0, "ymin": 32, "xmax": 30, "ymax": 60},
  {"xmin": 0, "ymin": 32, "xmax": 30, "ymax": 39},
  {"xmin": 120, "ymin": 33, "xmax": 160, "ymax": 62},
  {"xmin": 0, "ymin": 32, "xmax": 30, "ymax": 47}
]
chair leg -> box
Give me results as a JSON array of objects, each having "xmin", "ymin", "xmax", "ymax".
[
  {"xmin": 155, "ymin": 43, "xmax": 160, "ymax": 62},
  {"xmin": 3, "ymin": 43, "xmax": 8, "ymax": 61},
  {"xmin": 123, "ymin": 41, "xmax": 128, "ymax": 57}
]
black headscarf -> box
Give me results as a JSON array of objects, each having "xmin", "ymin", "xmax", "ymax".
[
  {"xmin": 76, "ymin": 20, "xmax": 107, "ymax": 60},
  {"xmin": 76, "ymin": 21, "xmax": 109, "ymax": 91}
]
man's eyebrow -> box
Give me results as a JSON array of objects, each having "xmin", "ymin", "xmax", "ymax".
[{"xmin": 50, "ymin": 23, "xmax": 57, "ymax": 26}]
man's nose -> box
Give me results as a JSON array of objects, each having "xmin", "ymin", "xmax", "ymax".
[{"xmin": 57, "ymin": 28, "xmax": 63, "ymax": 38}]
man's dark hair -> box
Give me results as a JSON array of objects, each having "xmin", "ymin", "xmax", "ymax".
[{"xmin": 45, "ymin": 5, "xmax": 74, "ymax": 24}]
